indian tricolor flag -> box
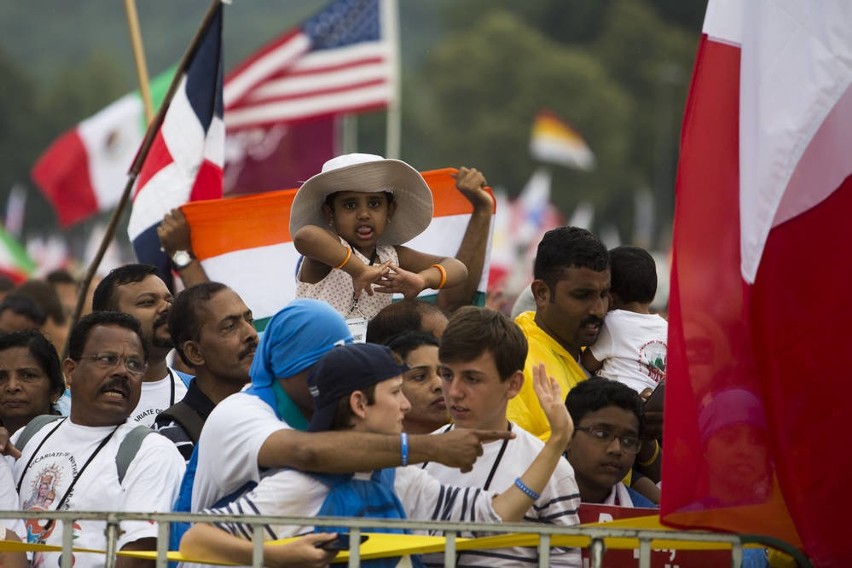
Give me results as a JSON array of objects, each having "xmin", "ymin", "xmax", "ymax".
[
  {"xmin": 529, "ymin": 109, "xmax": 594, "ymax": 171},
  {"xmin": 662, "ymin": 0, "xmax": 852, "ymax": 564},
  {"xmin": 181, "ymin": 168, "xmax": 494, "ymax": 329}
]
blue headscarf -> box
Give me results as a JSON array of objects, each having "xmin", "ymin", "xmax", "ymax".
[{"xmin": 249, "ymin": 299, "xmax": 353, "ymax": 387}]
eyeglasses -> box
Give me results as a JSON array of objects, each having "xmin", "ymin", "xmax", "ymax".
[
  {"xmin": 80, "ymin": 353, "xmax": 147, "ymax": 375},
  {"xmin": 575, "ymin": 426, "xmax": 642, "ymax": 454}
]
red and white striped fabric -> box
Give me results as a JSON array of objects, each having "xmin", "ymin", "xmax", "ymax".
[
  {"xmin": 662, "ymin": 0, "xmax": 852, "ymax": 564},
  {"xmin": 223, "ymin": 0, "xmax": 393, "ymax": 130}
]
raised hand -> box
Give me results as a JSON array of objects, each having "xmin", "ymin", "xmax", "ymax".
[{"xmin": 532, "ymin": 364, "xmax": 573, "ymax": 445}]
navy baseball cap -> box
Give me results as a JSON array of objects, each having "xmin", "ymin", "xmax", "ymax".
[{"xmin": 308, "ymin": 343, "xmax": 407, "ymax": 432}]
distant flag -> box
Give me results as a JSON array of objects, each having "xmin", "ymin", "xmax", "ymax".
[
  {"xmin": 514, "ymin": 167, "xmax": 554, "ymax": 248},
  {"xmin": 663, "ymin": 0, "xmax": 852, "ymax": 564},
  {"xmin": 127, "ymin": 2, "xmax": 224, "ymax": 289},
  {"xmin": 25, "ymin": 235, "xmax": 69, "ymax": 278},
  {"xmin": 529, "ymin": 109, "xmax": 595, "ymax": 170},
  {"xmin": 31, "ymin": 70, "xmax": 175, "ymax": 228},
  {"xmin": 567, "ymin": 201, "xmax": 594, "ymax": 231},
  {"xmin": 0, "ymin": 227, "xmax": 35, "ymax": 284},
  {"xmin": 4, "ymin": 184, "xmax": 27, "ymax": 238},
  {"xmin": 223, "ymin": 0, "xmax": 394, "ymax": 193},
  {"xmin": 181, "ymin": 169, "xmax": 492, "ymax": 329}
]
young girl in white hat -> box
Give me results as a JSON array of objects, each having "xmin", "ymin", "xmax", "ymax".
[{"xmin": 290, "ymin": 154, "xmax": 467, "ymax": 327}]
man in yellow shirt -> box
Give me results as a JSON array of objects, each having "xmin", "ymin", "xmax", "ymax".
[{"xmin": 509, "ymin": 227, "xmax": 611, "ymax": 440}]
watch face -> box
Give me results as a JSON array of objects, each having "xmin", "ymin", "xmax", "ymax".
[{"xmin": 172, "ymin": 250, "xmax": 192, "ymax": 268}]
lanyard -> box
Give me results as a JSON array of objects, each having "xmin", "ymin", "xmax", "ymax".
[
  {"xmin": 420, "ymin": 422, "xmax": 513, "ymax": 491},
  {"xmin": 347, "ymin": 247, "xmax": 380, "ymax": 318},
  {"xmin": 18, "ymin": 419, "xmax": 120, "ymax": 525}
]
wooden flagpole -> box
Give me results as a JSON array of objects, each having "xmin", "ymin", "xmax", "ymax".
[
  {"xmin": 124, "ymin": 0, "xmax": 154, "ymax": 125},
  {"xmin": 66, "ymin": 0, "xmax": 223, "ymax": 357}
]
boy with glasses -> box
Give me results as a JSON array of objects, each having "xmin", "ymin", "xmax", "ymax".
[{"xmin": 564, "ymin": 377, "xmax": 654, "ymax": 506}]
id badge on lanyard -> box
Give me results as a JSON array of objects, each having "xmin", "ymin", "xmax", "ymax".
[{"xmin": 346, "ymin": 317, "xmax": 368, "ymax": 343}]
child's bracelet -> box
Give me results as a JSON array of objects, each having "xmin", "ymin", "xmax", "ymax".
[
  {"xmin": 334, "ymin": 247, "xmax": 352, "ymax": 270},
  {"xmin": 431, "ymin": 263, "xmax": 447, "ymax": 289},
  {"xmin": 514, "ymin": 477, "xmax": 540, "ymax": 501},
  {"xmin": 637, "ymin": 440, "xmax": 660, "ymax": 467}
]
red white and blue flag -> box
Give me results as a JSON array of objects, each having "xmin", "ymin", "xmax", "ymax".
[
  {"xmin": 223, "ymin": 0, "xmax": 393, "ymax": 193},
  {"xmin": 127, "ymin": 3, "xmax": 224, "ymax": 288},
  {"xmin": 662, "ymin": 0, "xmax": 852, "ymax": 564}
]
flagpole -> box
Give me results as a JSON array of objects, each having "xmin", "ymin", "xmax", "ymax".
[
  {"xmin": 381, "ymin": 0, "xmax": 401, "ymax": 158},
  {"xmin": 67, "ymin": 0, "xmax": 223, "ymax": 357},
  {"xmin": 124, "ymin": 0, "xmax": 154, "ymax": 125}
]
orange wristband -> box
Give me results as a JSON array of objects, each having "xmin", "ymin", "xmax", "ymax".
[
  {"xmin": 334, "ymin": 247, "xmax": 352, "ymax": 269},
  {"xmin": 431, "ymin": 263, "xmax": 447, "ymax": 289}
]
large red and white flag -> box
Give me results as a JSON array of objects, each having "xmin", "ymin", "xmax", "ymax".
[{"xmin": 662, "ymin": 0, "xmax": 852, "ymax": 565}]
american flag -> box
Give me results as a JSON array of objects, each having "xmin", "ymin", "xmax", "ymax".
[{"xmin": 223, "ymin": 0, "xmax": 394, "ymax": 130}]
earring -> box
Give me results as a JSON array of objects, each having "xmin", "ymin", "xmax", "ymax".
[
  {"xmin": 387, "ymin": 218, "xmax": 392, "ymax": 224},
  {"xmin": 328, "ymin": 220, "xmax": 334, "ymax": 228}
]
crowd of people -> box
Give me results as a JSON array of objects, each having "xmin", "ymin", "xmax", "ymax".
[{"xmin": 0, "ymin": 153, "xmax": 748, "ymax": 568}]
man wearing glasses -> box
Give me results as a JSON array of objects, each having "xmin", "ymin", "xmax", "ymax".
[
  {"xmin": 564, "ymin": 377, "xmax": 656, "ymax": 506},
  {"xmin": 9, "ymin": 311, "xmax": 184, "ymax": 568}
]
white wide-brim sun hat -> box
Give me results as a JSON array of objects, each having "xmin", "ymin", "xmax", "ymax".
[{"xmin": 289, "ymin": 153, "xmax": 434, "ymax": 246}]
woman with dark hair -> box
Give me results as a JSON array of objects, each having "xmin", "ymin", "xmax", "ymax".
[{"xmin": 0, "ymin": 330, "xmax": 65, "ymax": 435}]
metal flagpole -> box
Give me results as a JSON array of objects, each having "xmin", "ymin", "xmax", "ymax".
[{"xmin": 381, "ymin": 0, "xmax": 401, "ymax": 158}]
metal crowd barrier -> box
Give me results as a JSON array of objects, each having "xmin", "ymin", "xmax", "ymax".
[{"xmin": 0, "ymin": 509, "xmax": 753, "ymax": 568}]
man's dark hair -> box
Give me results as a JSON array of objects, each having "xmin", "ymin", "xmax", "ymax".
[
  {"xmin": 0, "ymin": 294, "xmax": 47, "ymax": 327},
  {"xmin": 609, "ymin": 246, "xmax": 657, "ymax": 305},
  {"xmin": 15, "ymin": 280, "xmax": 66, "ymax": 325},
  {"xmin": 0, "ymin": 330, "xmax": 64, "ymax": 400},
  {"xmin": 0, "ymin": 276, "xmax": 15, "ymax": 294},
  {"xmin": 92, "ymin": 264, "xmax": 163, "ymax": 312},
  {"xmin": 366, "ymin": 299, "xmax": 445, "ymax": 345},
  {"xmin": 385, "ymin": 330, "xmax": 439, "ymax": 361},
  {"xmin": 45, "ymin": 269, "xmax": 76, "ymax": 287},
  {"xmin": 439, "ymin": 306, "xmax": 527, "ymax": 381},
  {"xmin": 533, "ymin": 227, "xmax": 609, "ymax": 292},
  {"xmin": 67, "ymin": 311, "xmax": 148, "ymax": 362},
  {"xmin": 565, "ymin": 377, "xmax": 644, "ymax": 436},
  {"xmin": 169, "ymin": 282, "xmax": 229, "ymax": 366}
]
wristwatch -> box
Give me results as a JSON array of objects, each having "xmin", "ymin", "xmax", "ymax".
[{"xmin": 170, "ymin": 250, "xmax": 194, "ymax": 270}]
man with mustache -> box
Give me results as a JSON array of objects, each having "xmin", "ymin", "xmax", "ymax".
[
  {"xmin": 93, "ymin": 265, "xmax": 190, "ymax": 427},
  {"xmin": 508, "ymin": 226, "xmax": 611, "ymax": 440},
  {"xmin": 9, "ymin": 311, "xmax": 184, "ymax": 568},
  {"xmin": 154, "ymin": 282, "xmax": 258, "ymax": 461}
]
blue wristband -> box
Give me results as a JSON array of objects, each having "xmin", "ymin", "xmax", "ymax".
[
  {"xmin": 400, "ymin": 432, "xmax": 409, "ymax": 467},
  {"xmin": 514, "ymin": 477, "xmax": 540, "ymax": 501}
]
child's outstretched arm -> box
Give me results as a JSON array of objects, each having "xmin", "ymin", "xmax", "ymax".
[
  {"xmin": 375, "ymin": 248, "xmax": 467, "ymax": 299},
  {"xmin": 293, "ymin": 225, "xmax": 391, "ymax": 297}
]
